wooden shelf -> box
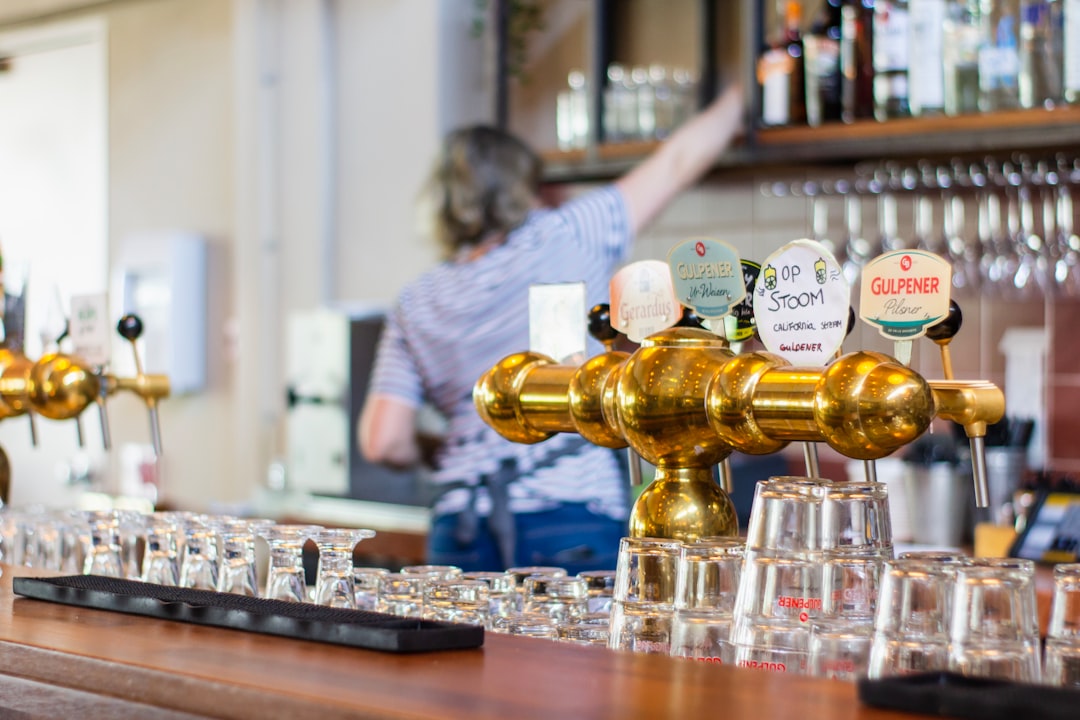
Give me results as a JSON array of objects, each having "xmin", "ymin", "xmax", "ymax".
[{"xmin": 539, "ymin": 106, "xmax": 1080, "ymax": 183}]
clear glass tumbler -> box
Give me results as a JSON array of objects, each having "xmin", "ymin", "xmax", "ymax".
[
  {"xmin": 264, "ymin": 524, "xmax": 321, "ymax": 602},
  {"xmin": 948, "ymin": 558, "xmax": 1041, "ymax": 682},
  {"xmin": 312, "ymin": 527, "xmax": 375, "ymax": 608},
  {"xmin": 1044, "ymin": 563, "xmax": 1080, "ymax": 687}
]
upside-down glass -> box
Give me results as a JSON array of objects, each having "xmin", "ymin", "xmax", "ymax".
[
  {"xmin": 867, "ymin": 559, "xmax": 953, "ymax": 678},
  {"xmin": 312, "ymin": 528, "xmax": 376, "ymax": 609},
  {"xmin": 821, "ymin": 480, "xmax": 893, "ymax": 557},
  {"xmin": 423, "ymin": 578, "xmax": 490, "ymax": 625},
  {"xmin": 523, "ymin": 575, "xmax": 589, "ymax": 623},
  {"xmin": 731, "ymin": 617, "xmax": 811, "ymax": 674},
  {"xmin": 507, "ymin": 566, "xmax": 568, "ymax": 610},
  {"xmin": 1044, "ymin": 563, "xmax": 1080, "ymax": 687},
  {"xmin": 179, "ymin": 516, "xmax": 221, "ymax": 590},
  {"xmin": 400, "ymin": 564, "xmax": 463, "ymax": 580},
  {"xmin": 577, "ymin": 569, "xmax": 617, "ymax": 615},
  {"xmin": 821, "ymin": 551, "xmax": 883, "ymax": 622},
  {"xmin": 609, "ymin": 537, "xmax": 681, "ymax": 654},
  {"xmin": 948, "ymin": 558, "xmax": 1041, "ymax": 682},
  {"xmin": 216, "ymin": 518, "xmax": 275, "ymax": 596},
  {"xmin": 264, "ymin": 524, "xmax": 322, "ymax": 602},
  {"xmin": 556, "ymin": 612, "xmax": 611, "ymax": 646},
  {"xmin": 81, "ymin": 510, "xmax": 126, "ymax": 578},
  {"xmin": 669, "ymin": 537, "xmax": 744, "ymax": 662},
  {"xmin": 744, "ymin": 477, "xmax": 827, "ymax": 555},
  {"xmin": 353, "ymin": 567, "xmax": 391, "ymax": 611},
  {"xmin": 463, "ymin": 571, "xmax": 518, "ymax": 625},
  {"xmin": 809, "ymin": 620, "xmax": 874, "ymax": 681},
  {"xmin": 378, "ymin": 571, "xmax": 428, "ymax": 618},
  {"xmin": 141, "ymin": 513, "xmax": 183, "ymax": 586},
  {"xmin": 491, "ymin": 612, "xmax": 559, "ymax": 639}
]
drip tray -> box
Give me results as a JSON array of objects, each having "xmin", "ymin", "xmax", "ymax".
[{"xmin": 13, "ymin": 575, "xmax": 483, "ymax": 653}]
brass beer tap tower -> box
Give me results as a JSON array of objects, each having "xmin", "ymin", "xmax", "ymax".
[
  {"xmin": 0, "ymin": 313, "xmax": 169, "ymax": 504},
  {"xmin": 473, "ymin": 315, "xmax": 1004, "ymax": 542}
]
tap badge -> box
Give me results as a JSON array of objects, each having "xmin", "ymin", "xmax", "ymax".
[{"xmin": 752, "ymin": 239, "xmax": 851, "ymax": 366}]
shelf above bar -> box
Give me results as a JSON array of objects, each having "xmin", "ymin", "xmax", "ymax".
[{"xmin": 539, "ymin": 107, "xmax": 1080, "ymax": 183}]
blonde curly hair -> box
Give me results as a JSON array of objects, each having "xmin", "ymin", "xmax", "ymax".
[{"xmin": 431, "ymin": 125, "xmax": 542, "ymax": 258}]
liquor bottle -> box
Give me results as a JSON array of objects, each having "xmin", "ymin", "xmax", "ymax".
[
  {"xmin": 978, "ymin": 0, "xmax": 1021, "ymax": 111},
  {"xmin": 805, "ymin": 0, "xmax": 844, "ymax": 125},
  {"xmin": 841, "ymin": 0, "xmax": 876, "ymax": 122},
  {"xmin": 873, "ymin": 0, "xmax": 912, "ymax": 119},
  {"xmin": 1018, "ymin": 0, "xmax": 1063, "ymax": 109},
  {"xmin": 908, "ymin": 0, "xmax": 948, "ymax": 115},
  {"xmin": 943, "ymin": 0, "xmax": 983, "ymax": 115},
  {"xmin": 758, "ymin": 1, "xmax": 807, "ymax": 126},
  {"xmin": 1066, "ymin": 0, "xmax": 1080, "ymax": 102}
]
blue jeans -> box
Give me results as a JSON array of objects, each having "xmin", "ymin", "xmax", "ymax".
[{"xmin": 427, "ymin": 503, "xmax": 627, "ymax": 574}]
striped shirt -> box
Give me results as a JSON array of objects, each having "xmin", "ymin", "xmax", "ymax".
[{"xmin": 367, "ymin": 186, "xmax": 633, "ymax": 519}]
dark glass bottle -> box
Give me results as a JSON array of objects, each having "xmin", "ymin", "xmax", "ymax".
[
  {"xmin": 806, "ymin": 0, "xmax": 844, "ymax": 125},
  {"xmin": 840, "ymin": 0, "xmax": 876, "ymax": 122},
  {"xmin": 759, "ymin": 1, "xmax": 808, "ymax": 126}
]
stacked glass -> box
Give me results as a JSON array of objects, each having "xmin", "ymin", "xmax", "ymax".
[
  {"xmin": 608, "ymin": 536, "xmax": 682, "ymax": 654},
  {"xmin": 948, "ymin": 558, "xmax": 1042, "ymax": 682},
  {"xmin": 731, "ymin": 477, "xmax": 893, "ymax": 677},
  {"xmin": 669, "ymin": 537, "xmax": 745, "ymax": 663},
  {"xmin": 1044, "ymin": 563, "xmax": 1080, "ymax": 687}
]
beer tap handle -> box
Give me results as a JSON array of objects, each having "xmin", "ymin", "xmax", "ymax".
[
  {"xmin": 926, "ymin": 300, "xmax": 962, "ymax": 380},
  {"xmin": 926, "ymin": 300, "xmax": 994, "ymax": 507},
  {"xmin": 587, "ymin": 303, "xmax": 620, "ymax": 353},
  {"xmin": 587, "ymin": 303, "xmax": 644, "ymax": 488},
  {"xmin": 117, "ymin": 313, "xmax": 162, "ymax": 456}
]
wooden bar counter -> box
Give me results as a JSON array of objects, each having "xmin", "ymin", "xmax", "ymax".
[{"xmin": 0, "ymin": 565, "xmax": 933, "ymax": 720}]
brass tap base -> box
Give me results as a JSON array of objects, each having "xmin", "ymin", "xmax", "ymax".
[{"xmin": 628, "ymin": 466, "xmax": 738, "ymax": 541}]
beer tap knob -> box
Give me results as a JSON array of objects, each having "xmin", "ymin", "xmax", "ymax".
[
  {"xmin": 116, "ymin": 313, "xmax": 163, "ymax": 456},
  {"xmin": 587, "ymin": 303, "xmax": 620, "ymax": 352},
  {"xmin": 926, "ymin": 299, "xmax": 962, "ymax": 380},
  {"xmin": 586, "ymin": 303, "xmax": 642, "ymax": 488}
]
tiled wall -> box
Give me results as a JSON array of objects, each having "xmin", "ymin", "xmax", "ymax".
[{"xmin": 574, "ymin": 170, "xmax": 1068, "ymax": 475}]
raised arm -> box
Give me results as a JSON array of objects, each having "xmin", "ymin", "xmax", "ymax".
[{"xmin": 615, "ymin": 82, "xmax": 745, "ymax": 235}]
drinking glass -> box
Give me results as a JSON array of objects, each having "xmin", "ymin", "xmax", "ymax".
[
  {"xmin": 867, "ymin": 559, "xmax": 954, "ymax": 678},
  {"xmin": 744, "ymin": 477, "xmax": 827, "ymax": 555},
  {"xmin": 809, "ymin": 620, "xmax": 874, "ymax": 681},
  {"xmin": 948, "ymin": 558, "xmax": 1041, "ymax": 682},
  {"xmin": 669, "ymin": 537, "xmax": 744, "ymax": 662},
  {"xmin": 732, "ymin": 554, "xmax": 825, "ymax": 624},
  {"xmin": 400, "ymin": 564, "xmax": 463, "ymax": 580},
  {"xmin": 556, "ymin": 613, "xmax": 611, "ymax": 647},
  {"xmin": 731, "ymin": 618, "xmax": 810, "ymax": 674},
  {"xmin": 179, "ymin": 516, "xmax": 221, "ymax": 590},
  {"xmin": 1044, "ymin": 563, "xmax": 1080, "ymax": 687},
  {"xmin": 463, "ymin": 571, "xmax": 519, "ymax": 625},
  {"xmin": 312, "ymin": 527, "xmax": 375, "ymax": 608},
  {"xmin": 577, "ymin": 569, "xmax": 616, "ymax": 615},
  {"xmin": 264, "ymin": 524, "xmax": 321, "ymax": 602},
  {"xmin": 216, "ymin": 518, "xmax": 275, "ymax": 596},
  {"xmin": 140, "ymin": 512, "xmax": 183, "ymax": 586},
  {"xmin": 490, "ymin": 612, "xmax": 558, "ymax": 639},
  {"xmin": 507, "ymin": 566, "xmax": 567, "ymax": 609},
  {"xmin": 820, "ymin": 480, "xmax": 892, "ymax": 556},
  {"xmin": 378, "ymin": 571, "xmax": 428, "ymax": 618},
  {"xmin": 609, "ymin": 537, "xmax": 681, "ymax": 654},
  {"xmin": 353, "ymin": 567, "xmax": 391, "ymax": 611},
  {"xmin": 523, "ymin": 575, "xmax": 589, "ymax": 623},
  {"xmin": 81, "ymin": 510, "xmax": 126, "ymax": 578},
  {"xmin": 821, "ymin": 551, "xmax": 883, "ymax": 622},
  {"xmin": 423, "ymin": 578, "xmax": 489, "ymax": 625}
]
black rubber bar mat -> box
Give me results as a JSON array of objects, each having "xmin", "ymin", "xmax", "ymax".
[
  {"xmin": 12, "ymin": 575, "xmax": 484, "ymax": 653},
  {"xmin": 858, "ymin": 672, "xmax": 1080, "ymax": 720}
]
